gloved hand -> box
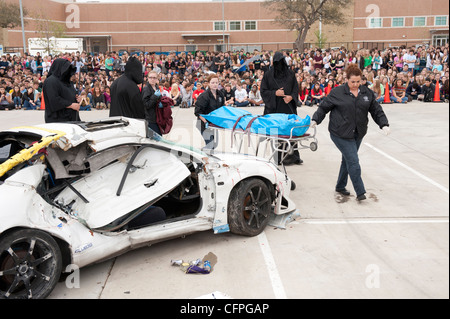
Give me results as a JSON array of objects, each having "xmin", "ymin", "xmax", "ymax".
[
  {"xmin": 158, "ymin": 102, "xmax": 163, "ymax": 108},
  {"xmin": 154, "ymin": 89, "xmax": 162, "ymax": 97},
  {"xmin": 310, "ymin": 120, "xmax": 317, "ymax": 129},
  {"xmin": 382, "ymin": 126, "xmax": 390, "ymax": 135}
]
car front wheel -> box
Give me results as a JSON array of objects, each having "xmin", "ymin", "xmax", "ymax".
[
  {"xmin": 228, "ymin": 179, "xmax": 272, "ymax": 236},
  {"xmin": 0, "ymin": 229, "xmax": 62, "ymax": 299}
]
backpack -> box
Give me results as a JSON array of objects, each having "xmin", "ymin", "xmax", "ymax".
[{"xmin": 156, "ymin": 96, "xmax": 174, "ymax": 134}]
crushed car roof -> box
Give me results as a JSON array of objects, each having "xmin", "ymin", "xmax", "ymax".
[{"xmin": 0, "ymin": 117, "xmax": 149, "ymax": 178}]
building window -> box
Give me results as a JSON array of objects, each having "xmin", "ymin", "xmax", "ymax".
[
  {"xmin": 214, "ymin": 21, "xmax": 226, "ymax": 31},
  {"xmin": 435, "ymin": 16, "xmax": 448, "ymax": 26},
  {"xmin": 433, "ymin": 35, "xmax": 449, "ymax": 47},
  {"xmin": 244, "ymin": 21, "xmax": 257, "ymax": 30},
  {"xmin": 392, "ymin": 17, "xmax": 404, "ymax": 27},
  {"xmin": 229, "ymin": 21, "xmax": 241, "ymax": 31},
  {"xmin": 186, "ymin": 44, "xmax": 197, "ymax": 52},
  {"xmin": 413, "ymin": 17, "xmax": 426, "ymax": 27},
  {"xmin": 369, "ymin": 18, "xmax": 382, "ymax": 28}
]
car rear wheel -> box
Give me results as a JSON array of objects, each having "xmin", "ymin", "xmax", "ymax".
[
  {"xmin": 228, "ymin": 179, "xmax": 272, "ymax": 236},
  {"xmin": 0, "ymin": 229, "xmax": 62, "ymax": 299}
]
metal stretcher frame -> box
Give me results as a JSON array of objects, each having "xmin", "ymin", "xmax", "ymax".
[{"xmin": 209, "ymin": 122, "xmax": 318, "ymax": 166}]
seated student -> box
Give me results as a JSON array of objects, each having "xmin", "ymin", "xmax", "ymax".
[
  {"xmin": 248, "ymin": 84, "xmax": 263, "ymax": 106},
  {"xmin": 104, "ymin": 86, "xmax": 111, "ymax": 109},
  {"xmin": 310, "ymin": 82, "xmax": 324, "ymax": 105},
  {"xmin": 298, "ymin": 81, "xmax": 311, "ymax": 106},
  {"xmin": 406, "ymin": 81, "xmax": 422, "ymax": 101},
  {"xmin": 92, "ymin": 86, "xmax": 107, "ymax": 109},
  {"xmin": 391, "ymin": 78, "xmax": 408, "ymax": 103},
  {"xmin": 22, "ymin": 87, "xmax": 37, "ymax": 110},
  {"xmin": 192, "ymin": 82, "xmax": 205, "ymax": 103},
  {"xmin": 79, "ymin": 91, "xmax": 92, "ymax": 110},
  {"xmin": 34, "ymin": 92, "xmax": 42, "ymax": 109},
  {"xmin": 420, "ymin": 77, "xmax": 435, "ymax": 102},
  {"xmin": 221, "ymin": 83, "xmax": 235, "ymax": 106},
  {"xmin": 234, "ymin": 82, "xmax": 250, "ymax": 107},
  {"xmin": 11, "ymin": 85, "xmax": 23, "ymax": 109},
  {"xmin": 170, "ymin": 83, "xmax": 181, "ymax": 106},
  {"xmin": 360, "ymin": 76, "xmax": 370, "ymax": 88},
  {"xmin": 0, "ymin": 86, "xmax": 15, "ymax": 111},
  {"xmin": 324, "ymin": 79, "xmax": 336, "ymax": 96},
  {"xmin": 370, "ymin": 78, "xmax": 385, "ymax": 104},
  {"xmin": 180, "ymin": 81, "xmax": 194, "ymax": 108}
]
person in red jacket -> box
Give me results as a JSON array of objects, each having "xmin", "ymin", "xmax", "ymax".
[
  {"xmin": 310, "ymin": 82, "xmax": 324, "ymax": 105},
  {"xmin": 298, "ymin": 81, "xmax": 311, "ymax": 106},
  {"xmin": 324, "ymin": 79, "xmax": 336, "ymax": 96}
]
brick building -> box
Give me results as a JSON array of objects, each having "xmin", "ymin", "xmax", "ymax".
[
  {"xmin": 2, "ymin": 0, "xmax": 449, "ymax": 54},
  {"xmin": 353, "ymin": 0, "xmax": 449, "ymax": 49}
]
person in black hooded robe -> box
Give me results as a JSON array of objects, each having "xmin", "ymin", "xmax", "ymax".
[
  {"xmin": 260, "ymin": 51, "xmax": 302, "ymax": 165},
  {"xmin": 110, "ymin": 56, "xmax": 145, "ymax": 119},
  {"xmin": 43, "ymin": 58, "xmax": 80, "ymax": 123}
]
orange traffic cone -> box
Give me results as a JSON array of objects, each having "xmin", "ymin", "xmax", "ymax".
[
  {"xmin": 383, "ymin": 83, "xmax": 392, "ymax": 104},
  {"xmin": 40, "ymin": 90, "xmax": 45, "ymax": 110},
  {"xmin": 433, "ymin": 81, "xmax": 442, "ymax": 103}
]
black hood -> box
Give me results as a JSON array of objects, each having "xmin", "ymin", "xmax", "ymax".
[
  {"xmin": 273, "ymin": 51, "xmax": 284, "ymax": 62},
  {"xmin": 48, "ymin": 58, "xmax": 76, "ymax": 83},
  {"xmin": 272, "ymin": 51, "xmax": 289, "ymax": 79},
  {"xmin": 125, "ymin": 57, "xmax": 144, "ymax": 84}
]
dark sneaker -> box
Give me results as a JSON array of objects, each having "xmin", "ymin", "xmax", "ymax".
[
  {"xmin": 356, "ymin": 194, "xmax": 367, "ymax": 201},
  {"xmin": 336, "ymin": 188, "xmax": 350, "ymax": 196}
]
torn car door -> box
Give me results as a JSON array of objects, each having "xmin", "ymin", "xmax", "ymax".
[{"xmin": 54, "ymin": 145, "xmax": 190, "ymax": 230}]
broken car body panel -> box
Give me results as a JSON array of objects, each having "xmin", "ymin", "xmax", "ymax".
[{"xmin": 0, "ymin": 117, "xmax": 296, "ymax": 273}]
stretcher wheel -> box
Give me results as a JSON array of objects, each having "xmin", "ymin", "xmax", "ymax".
[{"xmin": 310, "ymin": 142, "xmax": 318, "ymax": 152}]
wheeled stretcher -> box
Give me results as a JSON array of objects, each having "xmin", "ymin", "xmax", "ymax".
[{"xmin": 202, "ymin": 106, "xmax": 318, "ymax": 165}]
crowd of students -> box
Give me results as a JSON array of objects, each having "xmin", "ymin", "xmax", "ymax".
[{"xmin": 0, "ymin": 42, "xmax": 448, "ymax": 111}]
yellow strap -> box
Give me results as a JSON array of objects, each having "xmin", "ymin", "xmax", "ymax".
[{"xmin": 0, "ymin": 128, "xmax": 66, "ymax": 178}]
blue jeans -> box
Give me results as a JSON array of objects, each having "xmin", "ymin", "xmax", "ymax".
[
  {"xmin": 23, "ymin": 100, "xmax": 37, "ymax": 110},
  {"xmin": 13, "ymin": 96, "xmax": 22, "ymax": 107},
  {"xmin": 330, "ymin": 133, "xmax": 366, "ymax": 197},
  {"xmin": 391, "ymin": 96, "xmax": 408, "ymax": 103},
  {"xmin": 235, "ymin": 101, "xmax": 249, "ymax": 107},
  {"xmin": 197, "ymin": 119, "xmax": 218, "ymax": 150}
]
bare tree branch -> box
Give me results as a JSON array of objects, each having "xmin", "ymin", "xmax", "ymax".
[
  {"xmin": 264, "ymin": 0, "xmax": 351, "ymax": 52},
  {"xmin": 0, "ymin": 0, "xmax": 28, "ymax": 29}
]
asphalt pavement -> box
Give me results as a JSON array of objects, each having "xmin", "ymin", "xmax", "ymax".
[{"xmin": 0, "ymin": 100, "xmax": 448, "ymax": 299}]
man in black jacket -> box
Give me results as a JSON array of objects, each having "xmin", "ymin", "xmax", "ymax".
[
  {"xmin": 43, "ymin": 58, "xmax": 80, "ymax": 123},
  {"xmin": 311, "ymin": 64, "xmax": 389, "ymax": 201},
  {"xmin": 110, "ymin": 56, "xmax": 145, "ymax": 119}
]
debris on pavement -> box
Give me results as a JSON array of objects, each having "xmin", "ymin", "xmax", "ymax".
[{"xmin": 171, "ymin": 252, "xmax": 217, "ymax": 274}]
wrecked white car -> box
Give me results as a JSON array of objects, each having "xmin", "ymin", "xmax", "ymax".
[{"xmin": 0, "ymin": 117, "xmax": 296, "ymax": 299}]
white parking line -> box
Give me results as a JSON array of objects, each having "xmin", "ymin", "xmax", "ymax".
[
  {"xmin": 364, "ymin": 143, "xmax": 449, "ymax": 194},
  {"xmin": 257, "ymin": 231, "xmax": 287, "ymax": 299},
  {"xmin": 300, "ymin": 217, "xmax": 449, "ymax": 225}
]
